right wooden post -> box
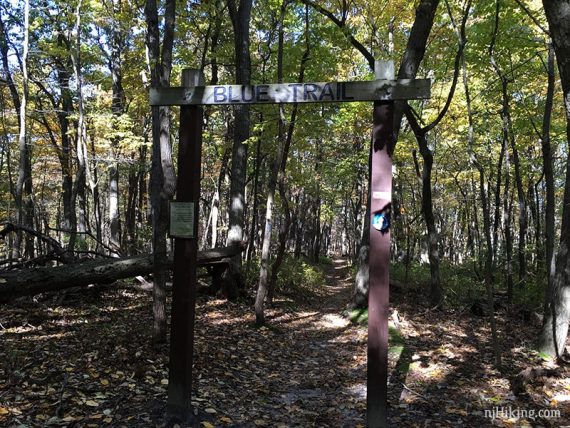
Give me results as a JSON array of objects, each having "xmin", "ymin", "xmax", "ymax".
[{"xmin": 367, "ymin": 60, "xmax": 395, "ymax": 428}]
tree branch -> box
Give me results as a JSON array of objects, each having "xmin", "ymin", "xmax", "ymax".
[
  {"xmin": 298, "ymin": 0, "xmax": 374, "ymax": 70},
  {"xmin": 513, "ymin": 0, "xmax": 550, "ymax": 36},
  {"xmin": 423, "ymin": 0, "xmax": 471, "ymax": 133}
]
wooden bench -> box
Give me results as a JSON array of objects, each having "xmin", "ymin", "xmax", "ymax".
[{"xmin": 196, "ymin": 245, "xmax": 244, "ymax": 297}]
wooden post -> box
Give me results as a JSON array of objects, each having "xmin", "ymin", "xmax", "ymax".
[
  {"xmin": 367, "ymin": 60, "xmax": 395, "ymax": 428},
  {"xmin": 167, "ymin": 69, "xmax": 204, "ymax": 422}
]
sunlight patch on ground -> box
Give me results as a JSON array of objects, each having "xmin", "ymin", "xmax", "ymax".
[
  {"xmin": 347, "ymin": 383, "xmax": 366, "ymax": 400},
  {"xmin": 293, "ymin": 311, "xmax": 319, "ymax": 320},
  {"xmin": 3, "ymin": 329, "xmax": 72, "ymax": 340},
  {"xmin": 204, "ymin": 310, "xmax": 251, "ymax": 326},
  {"xmin": 318, "ymin": 313, "xmax": 350, "ymax": 328}
]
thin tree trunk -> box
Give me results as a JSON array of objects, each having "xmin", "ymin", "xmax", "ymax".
[
  {"xmin": 503, "ymin": 135, "xmax": 514, "ymax": 301},
  {"xmin": 108, "ymin": 0, "xmax": 127, "ymax": 257},
  {"xmin": 504, "ymin": 82, "xmax": 527, "ymax": 289},
  {"xmin": 294, "ymin": 190, "xmax": 306, "ymax": 258},
  {"xmin": 15, "ymin": 0, "xmax": 34, "ymax": 259},
  {"xmin": 538, "ymin": 0, "xmax": 570, "ymax": 357},
  {"xmin": 255, "ymin": 0, "xmax": 303, "ymax": 323},
  {"xmin": 491, "ymin": 138, "xmax": 505, "ymax": 269},
  {"xmin": 226, "ymin": 0, "xmax": 253, "ymax": 292},
  {"xmin": 145, "ymin": 0, "xmax": 176, "ymax": 345},
  {"xmin": 70, "ymin": 0, "xmax": 93, "ymax": 252},
  {"xmin": 454, "ymin": 0, "xmax": 501, "ymax": 367},
  {"xmin": 247, "ymin": 136, "xmax": 262, "ymax": 261},
  {"xmin": 541, "ymin": 43, "xmax": 556, "ymax": 313},
  {"xmin": 268, "ymin": 181, "xmax": 292, "ymax": 302}
]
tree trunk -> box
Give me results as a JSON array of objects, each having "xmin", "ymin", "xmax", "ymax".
[
  {"xmin": 256, "ymin": 1, "xmax": 307, "ymax": 323},
  {"xmin": 0, "ymin": 245, "xmax": 244, "ymax": 303},
  {"xmin": 294, "ymin": 190, "xmax": 305, "ymax": 258},
  {"xmin": 541, "ymin": 42, "xmax": 556, "ymax": 313},
  {"xmin": 247, "ymin": 135, "xmax": 262, "ymax": 261},
  {"xmin": 411, "ymin": 141, "xmax": 441, "ymax": 307},
  {"xmin": 70, "ymin": 0, "xmax": 94, "ymax": 253},
  {"xmin": 538, "ymin": 0, "xmax": 570, "ymax": 357},
  {"xmin": 226, "ymin": 0, "xmax": 253, "ymax": 292},
  {"xmin": 108, "ymin": 0, "xmax": 127, "ymax": 257},
  {"xmin": 352, "ymin": 175, "xmax": 371, "ymax": 309},
  {"xmin": 211, "ymin": 148, "xmax": 229, "ymax": 249},
  {"xmin": 491, "ymin": 135, "xmax": 505, "ymax": 270},
  {"xmin": 14, "ymin": 0, "xmax": 34, "ymax": 259},
  {"xmin": 457, "ymin": 1, "xmax": 501, "ymax": 367},
  {"xmin": 268, "ymin": 181, "xmax": 292, "ymax": 303},
  {"xmin": 145, "ymin": 0, "xmax": 176, "ymax": 345},
  {"xmin": 502, "ymin": 80, "xmax": 527, "ymax": 289}
]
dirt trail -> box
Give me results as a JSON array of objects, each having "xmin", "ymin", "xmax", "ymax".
[
  {"xmin": 7, "ymin": 258, "xmax": 568, "ymax": 427},
  {"xmin": 0, "ymin": 257, "xmax": 370, "ymax": 428},
  {"xmin": 205, "ymin": 256, "xmax": 369, "ymax": 426}
]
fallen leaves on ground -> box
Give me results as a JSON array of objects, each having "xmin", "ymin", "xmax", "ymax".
[{"xmin": 0, "ymin": 258, "xmax": 569, "ymax": 427}]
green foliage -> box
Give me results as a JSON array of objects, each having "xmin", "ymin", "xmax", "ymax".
[
  {"xmin": 274, "ymin": 255, "xmax": 326, "ymax": 294},
  {"xmin": 349, "ymin": 308, "xmax": 368, "ymax": 324},
  {"xmin": 348, "ymin": 309, "xmax": 404, "ymax": 355},
  {"xmin": 512, "ymin": 275, "xmax": 546, "ymax": 310}
]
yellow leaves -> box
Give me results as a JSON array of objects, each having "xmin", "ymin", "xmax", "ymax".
[
  {"xmin": 446, "ymin": 407, "xmax": 468, "ymax": 416},
  {"xmin": 110, "ymin": 371, "xmax": 124, "ymax": 379},
  {"xmin": 201, "ymin": 422, "xmax": 215, "ymax": 428},
  {"xmin": 84, "ymin": 400, "xmax": 99, "ymax": 407},
  {"xmin": 219, "ymin": 416, "xmax": 233, "ymax": 424},
  {"xmin": 0, "ymin": 407, "xmax": 9, "ymax": 415},
  {"xmin": 89, "ymin": 413, "xmax": 104, "ymax": 419},
  {"xmin": 161, "ymin": 378, "xmax": 169, "ymax": 385},
  {"xmin": 62, "ymin": 415, "xmax": 83, "ymax": 422},
  {"xmin": 100, "ymin": 379, "xmax": 109, "ymax": 386}
]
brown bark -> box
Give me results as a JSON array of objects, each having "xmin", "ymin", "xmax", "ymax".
[
  {"xmin": 256, "ymin": 2, "xmax": 308, "ymax": 323},
  {"xmin": 539, "ymin": 0, "xmax": 570, "ymax": 357},
  {"xmin": 451, "ymin": 0, "xmax": 501, "ymax": 368},
  {"xmin": 226, "ymin": 0, "xmax": 252, "ymax": 255},
  {"xmin": 541, "ymin": 43, "xmax": 556, "ymax": 312},
  {"xmin": 0, "ymin": 245, "xmax": 245, "ymax": 304},
  {"xmin": 145, "ymin": 0, "xmax": 176, "ymax": 345}
]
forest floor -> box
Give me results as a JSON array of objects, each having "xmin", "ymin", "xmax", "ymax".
[{"xmin": 1, "ymin": 258, "xmax": 570, "ymax": 427}]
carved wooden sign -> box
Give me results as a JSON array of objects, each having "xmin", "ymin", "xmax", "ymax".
[{"xmin": 150, "ymin": 79, "xmax": 430, "ymax": 106}]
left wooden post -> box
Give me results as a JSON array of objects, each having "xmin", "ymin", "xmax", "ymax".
[{"xmin": 167, "ymin": 68, "xmax": 204, "ymax": 422}]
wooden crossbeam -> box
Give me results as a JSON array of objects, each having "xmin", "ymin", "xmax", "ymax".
[{"xmin": 149, "ymin": 79, "xmax": 430, "ymax": 106}]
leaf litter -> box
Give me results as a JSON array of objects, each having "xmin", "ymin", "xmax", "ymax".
[{"xmin": 0, "ymin": 258, "xmax": 569, "ymax": 427}]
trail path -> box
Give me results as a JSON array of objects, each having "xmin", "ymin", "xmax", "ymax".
[
  {"xmin": 0, "ymin": 258, "xmax": 370, "ymax": 428},
  {"xmin": 3, "ymin": 257, "xmax": 570, "ymax": 427},
  {"xmin": 194, "ymin": 257, "xmax": 368, "ymax": 426}
]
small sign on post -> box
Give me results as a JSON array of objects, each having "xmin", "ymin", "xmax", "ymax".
[{"xmin": 169, "ymin": 201, "xmax": 195, "ymax": 238}]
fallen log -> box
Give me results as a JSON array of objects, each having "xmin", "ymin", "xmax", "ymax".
[{"xmin": 0, "ymin": 245, "xmax": 244, "ymax": 303}]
